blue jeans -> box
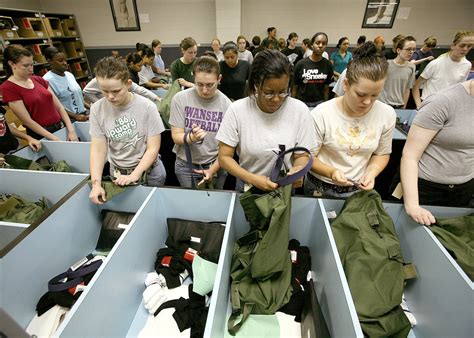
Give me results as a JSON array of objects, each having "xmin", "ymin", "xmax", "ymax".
[
  {"xmin": 304, "ymin": 173, "xmax": 359, "ymax": 198},
  {"xmin": 109, "ymin": 155, "xmax": 166, "ymax": 187},
  {"xmin": 174, "ymin": 157, "xmax": 227, "ymax": 189}
]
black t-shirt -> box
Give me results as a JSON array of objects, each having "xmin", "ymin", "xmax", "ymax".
[
  {"xmin": 293, "ymin": 57, "xmax": 334, "ymax": 103},
  {"xmin": 252, "ymin": 46, "xmax": 265, "ymax": 57},
  {"xmin": 0, "ymin": 112, "xmax": 19, "ymax": 154},
  {"xmin": 129, "ymin": 69, "xmax": 140, "ymax": 85},
  {"xmin": 218, "ymin": 60, "xmax": 250, "ymax": 100},
  {"xmin": 281, "ymin": 47, "xmax": 304, "ymax": 66}
]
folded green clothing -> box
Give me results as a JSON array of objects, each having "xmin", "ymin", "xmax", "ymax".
[
  {"xmin": 0, "ymin": 194, "xmax": 49, "ymax": 224},
  {"xmin": 88, "ymin": 176, "xmax": 126, "ymax": 201},
  {"xmin": 3, "ymin": 154, "xmax": 72, "ymax": 172}
]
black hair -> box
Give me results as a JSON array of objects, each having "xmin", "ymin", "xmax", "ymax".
[
  {"xmin": 346, "ymin": 41, "xmax": 388, "ymax": 85},
  {"xmin": 287, "ymin": 32, "xmax": 298, "ymax": 47},
  {"xmin": 357, "ymin": 35, "xmax": 366, "ymax": 45},
  {"xmin": 311, "ymin": 32, "xmax": 328, "ymax": 44},
  {"xmin": 141, "ymin": 48, "xmax": 155, "ymax": 58},
  {"xmin": 336, "ymin": 37, "xmax": 349, "ymax": 49},
  {"xmin": 222, "ymin": 41, "xmax": 238, "ymax": 55},
  {"xmin": 252, "ymin": 35, "xmax": 261, "ymax": 46},
  {"xmin": 267, "ymin": 27, "xmax": 276, "ymax": 34},
  {"xmin": 135, "ymin": 42, "xmax": 148, "ymax": 53},
  {"xmin": 3, "ymin": 44, "xmax": 33, "ymax": 76},
  {"xmin": 44, "ymin": 46, "xmax": 61, "ymax": 60},
  {"xmin": 248, "ymin": 49, "xmax": 291, "ymax": 95},
  {"xmin": 125, "ymin": 52, "xmax": 142, "ymax": 65}
]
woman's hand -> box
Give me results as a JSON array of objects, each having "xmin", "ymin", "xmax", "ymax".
[
  {"xmin": 330, "ymin": 169, "xmax": 352, "ymax": 186},
  {"xmin": 358, "ymin": 173, "xmax": 376, "ymax": 190},
  {"xmin": 89, "ymin": 185, "xmax": 106, "ymax": 204},
  {"xmin": 114, "ymin": 172, "xmax": 141, "ymax": 186},
  {"xmin": 288, "ymin": 165, "xmax": 304, "ymax": 188},
  {"xmin": 405, "ymin": 204, "xmax": 436, "ymax": 225},
  {"xmin": 28, "ymin": 139, "xmax": 42, "ymax": 152},
  {"xmin": 250, "ymin": 174, "xmax": 279, "ymax": 191},
  {"xmin": 67, "ymin": 130, "xmax": 79, "ymax": 141}
]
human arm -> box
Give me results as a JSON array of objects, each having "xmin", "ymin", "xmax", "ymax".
[
  {"xmin": 218, "ymin": 142, "xmax": 278, "ymax": 191},
  {"xmin": 402, "ymin": 88, "xmax": 411, "ymax": 109},
  {"xmin": 400, "ymin": 124, "xmax": 437, "ymax": 225},
  {"xmin": 130, "ymin": 83, "xmax": 160, "ymax": 102},
  {"xmin": 49, "ymin": 87, "xmax": 78, "ymax": 141},
  {"xmin": 82, "ymin": 78, "xmax": 100, "ymax": 103},
  {"xmin": 412, "ymin": 76, "xmax": 427, "ymax": 109},
  {"xmin": 7, "ymin": 100, "xmax": 61, "ymax": 141},
  {"xmin": 410, "ymin": 56, "xmax": 434, "ymax": 66},
  {"xmin": 310, "ymin": 156, "xmax": 353, "ymax": 186},
  {"xmin": 89, "ymin": 136, "xmax": 108, "ymax": 204},
  {"xmin": 9, "ymin": 123, "xmax": 41, "ymax": 151},
  {"xmin": 288, "ymin": 152, "xmax": 311, "ymax": 188},
  {"xmin": 171, "ymin": 125, "xmax": 207, "ymax": 146}
]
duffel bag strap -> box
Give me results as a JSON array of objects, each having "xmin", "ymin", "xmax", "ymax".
[
  {"xmin": 228, "ymin": 282, "xmax": 254, "ymax": 336},
  {"xmin": 269, "ymin": 146, "xmax": 313, "ymax": 187},
  {"xmin": 403, "ymin": 263, "xmax": 417, "ymax": 280}
]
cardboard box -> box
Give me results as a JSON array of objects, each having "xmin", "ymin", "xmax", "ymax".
[
  {"xmin": 27, "ymin": 44, "xmax": 48, "ymax": 64},
  {"xmin": 52, "ymin": 41, "xmax": 65, "ymax": 54},
  {"xmin": 64, "ymin": 41, "xmax": 84, "ymax": 58},
  {"xmin": 61, "ymin": 18, "xmax": 77, "ymax": 36},
  {"xmin": 44, "ymin": 17, "xmax": 64, "ymax": 37},
  {"xmin": 70, "ymin": 61, "xmax": 84, "ymax": 77},
  {"xmin": 0, "ymin": 16, "xmax": 19, "ymax": 39},
  {"xmin": 14, "ymin": 17, "xmax": 47, "ymax": 38}
]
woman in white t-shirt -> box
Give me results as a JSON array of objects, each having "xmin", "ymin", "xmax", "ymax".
[
  {"xmin": 305, "ymin": 42, "xmax": 396, "ymax": 198},
  {"xmin": 412, "ymin": 31, "xmax": 473, "ymax": 108},
  {"xmin": 237, "ymin": 35, "xmax": 253, "ymax": 64}
]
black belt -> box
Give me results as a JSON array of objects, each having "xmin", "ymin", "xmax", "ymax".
[{"xmin": 306, "ymin": 173, "xmax": 359, "ymax": 194}]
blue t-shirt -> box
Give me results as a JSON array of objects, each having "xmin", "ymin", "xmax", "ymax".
[
  {"xmin": 43, "ymin": 71, "xmax": 86, "ymax": 114},
  {"xmin": 330, "ymin": 51, "xmax": 353, "ymax": 74},
  {"xmin": 154, "ymin": 54, "xmax": 165, "ymax": 71}
]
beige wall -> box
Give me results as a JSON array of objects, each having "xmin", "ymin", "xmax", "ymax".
[{"xmin": 2, "ymin": 0, "xmax": 473, "ymax": 47}]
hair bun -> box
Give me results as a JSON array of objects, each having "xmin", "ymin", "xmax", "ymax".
[{"xmin": 353, "ymin": 41, "xmax": 378, "ymax": 59}]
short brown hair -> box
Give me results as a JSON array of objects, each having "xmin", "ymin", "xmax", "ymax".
[
  {"xmin": 3, "ymin": 44, "xmax": 32, "ymax": 76},
  {"xmin": 95, "ymin": 56, "xmax": 129, "ymax": 83},
  {"xmin": 424, "ymin": 36, "xmax": 437, "ymax": 48},
  {"xmin": 452, "ymin": 31, "xmax": 474, "ymax": 45},
  {"xmin": 180, "ymin": 37, "xmax": 197, "ymax": 51}
]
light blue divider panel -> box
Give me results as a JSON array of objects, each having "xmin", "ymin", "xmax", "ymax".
[
  {"xmin": 11, "ymin": 141, "xmax": 90, "ymax": 173},
  {"xmin": 57, "ymin": 187, "xmax": 236, "ymax": 337},
  {"xmin": 0, "ymin": 223, "xmax": 28, "ymax": 248},
  {"xmin": 52, "ymin": 122, "xmax": 90, "ymax": 142},
  {"xmin": 0, "ymin": 184, "xmax": 153, "ymax": 331},
  {"xmin": 396, "ymin": 205, "xmax": 473, "ymax": 338},
  {"xmin": 207, "ymin": 195, "xmax": 362, "ymax": 337},
  {"xmin": 0, "ymin": 169, "xmax": 88, "ymax": 252}
]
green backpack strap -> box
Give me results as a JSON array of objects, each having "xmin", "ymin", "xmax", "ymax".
[{"xmin": 228, "ymin": 281, "xmax": 254, "ymax": 336}]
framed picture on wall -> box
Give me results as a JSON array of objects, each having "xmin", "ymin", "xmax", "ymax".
[
  {"xmin": 110, "ymin": 0, "xmax": 141, "ymax": 31},
  {"xmin": 362, "ymin": 0, "xmax": 400, "ymax": 28}
]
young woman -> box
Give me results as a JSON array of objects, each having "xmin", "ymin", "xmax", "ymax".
[
  {"xmin": 126, "ymin": 52, "xmax": 143, "ymax": 85},
  {"xmin": 292, "ymin": 32, "xmax": 334, "ymax": 107},
  {"xmin": 89, "ymin": 57, "xmax": 166, "ymax": 204},
  {"xmin": 218, "ymin": 42, "xmax": 250, "ymax": 101},
  {"xmin": 0, "ymin": 45, "xmax": 78, "ymax": 141},
  {"xmin": 401, "ymin": 80, "xmax": 474, "ymax": 225},
  {"xmin": 261, "ymin": 27, "xmax": 278, "ymax": 50},
  {"xmin": 211, "ymin": 38, "xmax": 224, "ymax": 62},
  {"xmin": 412, "ymin": 31, "xmax": 473, "ymax": 108},
  {"xmin": 237, "ymin": 35, "xmax": 253, "ymax": 64},
  {"xmin": 379, "ymin": 36, "xmax": 417, "ymax": 108},
  {"xmin": 43, "ymin": 46, "xmax": 89, "ymax": 122},
  {"xmin": 170, "ymin": 37, "xmax": 198, "ymax": 89},
  {"xmin": 138, "ymin": 48, "xmax": 169, "ymax": 97},
  {"xmin": 304, "ymin": 42, "xmax": 395, "ymax": 198},
  {"xmin": 151, "ymin": 39, "xmax": 171, "ymax": 78},
  {"xmin": 410, "ymin": 36, "xmax": 437, "ymax": 77},
  {"xmin": 330, "ymin": 37, "xmax": 353, "ymax": 79},
  {"xmin": 281, "ymin": 32, "xmax": 304, "ymax": 67},
  {"xmin": 169, "ymin": 56, "xmax": 232, "ymax": 189},
  {"xmin": 216, "ymin": 49, "xmax": 317, "ymax": 192}
]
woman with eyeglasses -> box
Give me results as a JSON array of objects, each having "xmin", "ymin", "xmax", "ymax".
[
  {"xmin": 378, "ymin": 36, "xmax": 417, "ymax": 109},
  {"xmin": 216, "ymin": 49, "xmax": 317, "ymax": 192},
  {"xmin": 304, "ymin": 42, "xmax": 395, "ymax": 198},
  {"xmin": 169, "ymin": 56, "xmax": 232, "ymax": 189}
]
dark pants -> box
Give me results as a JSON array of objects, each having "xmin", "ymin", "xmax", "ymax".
[
  {"xmin": 26, "ymin": 121, "xmax": 63, "ymax": 140},
  {"xmin": 418, "ymin": 178, "xmax": 474, "ymax": 208}
]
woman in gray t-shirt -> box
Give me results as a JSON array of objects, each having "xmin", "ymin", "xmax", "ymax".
[
  {"xmin": 169, "ymin": 56, "xmax": 231, "ymax": 189},
  {"xmin": 401, "ymin": 80, "xmax": 474, "ymax": 225}
]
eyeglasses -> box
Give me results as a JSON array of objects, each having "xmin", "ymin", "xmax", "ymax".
[
  {"xmin": 261, "ymin": 91, "xmax": 290, "ymax": 99},
  {"xmin": 196, "ymin": 82, "xmax": 218, "ymax": 89},
  {"xmin": 402, "ymin": 48, "xmax": 416, "ymax": 52}
]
